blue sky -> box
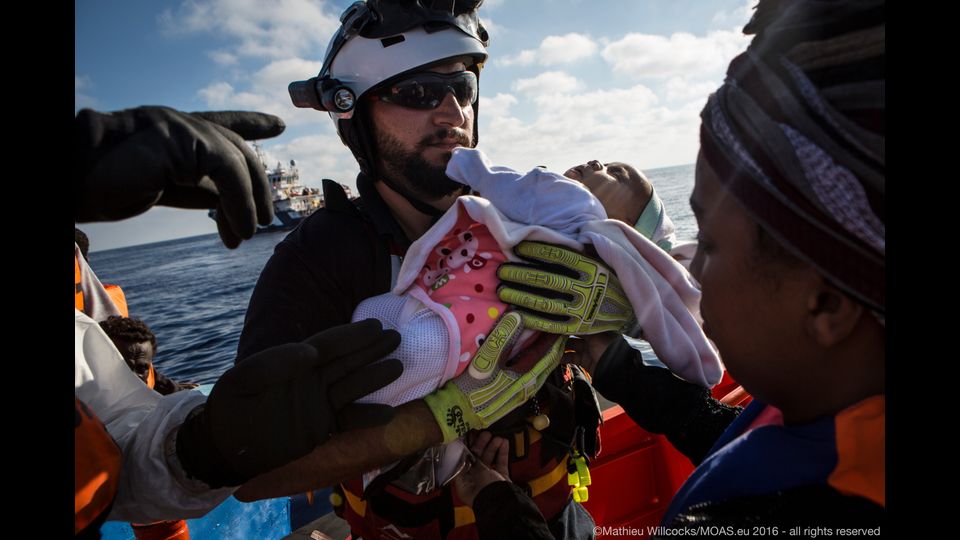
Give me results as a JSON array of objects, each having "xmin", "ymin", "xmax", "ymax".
[{"xmin": 77, "ymin": 0, "xmax": 756, "ymax": 251}]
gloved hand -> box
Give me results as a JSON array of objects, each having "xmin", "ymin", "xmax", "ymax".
[
  {"xmin": 175, "ymin": 319, "xmax": 403, "ymax": 488},
  {"xmin": 75, "ymin": 106, "xmax": 286, "ymax": 248},
  {"xmin": 497, "ymin": 241, "xmax": 634, "ymax": 335},
  {"xmin": 423, "ymin": 312, "xmax": 567, "ymax": 443}
]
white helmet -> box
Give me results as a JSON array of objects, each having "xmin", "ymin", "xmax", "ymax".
[{"xmin": 289, "ymin": 0, "xmax": 489, "ymax": 178}]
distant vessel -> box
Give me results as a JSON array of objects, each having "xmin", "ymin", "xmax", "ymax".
[{"xmin": 208, "ymin": 142, "xmax": 354, "ymax": 233}]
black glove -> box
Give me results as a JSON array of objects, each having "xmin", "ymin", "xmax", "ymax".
[
  {"xmin": 75, "ymin": 106, "xmax": 286, "ymax": 248},
  {"xmin": 175, "ymin": 319, "xmax": 403, "ymax": 488}
]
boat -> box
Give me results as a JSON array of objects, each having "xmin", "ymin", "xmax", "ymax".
[
  {"xmin": 100, "ymin": 377, "xmax": 750, "ymax": 540},
  {"xmin": 208, "ymin": 143, "xmax": 354, "ymax": 233}
]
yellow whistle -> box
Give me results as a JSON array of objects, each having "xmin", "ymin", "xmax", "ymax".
[{"xmin": 530, "ymin": 414, "xmax": 550, "ymax": 431}]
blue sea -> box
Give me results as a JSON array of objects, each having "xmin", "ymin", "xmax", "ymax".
[{"xmin": 88, "ymin": 163, "xmax": 697, "ymax": 388}]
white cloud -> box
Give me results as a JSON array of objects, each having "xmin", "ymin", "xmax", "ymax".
[
  {"xmin": 160, "ymin": 0, "xmax": 341, "ymax": 61},
  {"xmin": 197, "ymin": 82, "xmax": 236, "ymax": 106},
  {"xmin": 76, "ymin": 74, "xmax": 92, "ymax": 91},
  {"xmin": 75, "ymin": 74, "xmax": 97, "ymax": 110},
  {"xmin": 208, "ymin": 50, "xmax": 239, "ymax": 65},
  {"xmin": 664, "ymin": 77, "xmax": 718, "ymax": 105},
  {"xmin": 500, "ymin": 50, "xmax": 537, "ymax": 67},
  {"xmin": 480, "ymin": 93, "xmax": 517, "ymax": 120},
  {"xmin": 601, "ymin": 29, "xmax": 749, "ymax": 81},
  {"xmin": 512, "ymin": 71, "xmax": 583, "ymax": 95},
  {"xmin": 478, "ymin": 82, "xmax": 699, "ymax": 173},
  {"xmin": 712, "ymin": 0, "xmax": 757, "ymax": 29},
  {"xmin": 500, "ymin": 33, "xmax": 598, "ymax": 66},
  {"xmin": 197, "ymin": 57, "xmax": 326, "ymax": 126}
]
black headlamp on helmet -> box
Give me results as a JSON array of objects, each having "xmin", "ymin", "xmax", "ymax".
[{"xmin": 288, "ymin": 0, "xmax": 489, "ymax": 116}]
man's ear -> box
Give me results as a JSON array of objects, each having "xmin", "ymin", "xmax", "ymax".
[{"xmin": 805, "ymin": 279, "xmax": 863, "ymax": 347}]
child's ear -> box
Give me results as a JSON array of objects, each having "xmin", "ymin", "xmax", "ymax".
[{"xmin": 804, "ymin": 280, "xmax": 863, "ymax": 347}]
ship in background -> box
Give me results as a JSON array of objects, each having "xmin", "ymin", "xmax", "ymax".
[{"xmin": 208, "ymin": 142, "xmax": 354, "ymax": 233}]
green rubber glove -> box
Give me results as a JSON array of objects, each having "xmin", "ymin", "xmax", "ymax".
[
  {"xmin": 497, "ymin": 241, "xmax": 635, "ymax": 335},
  {"xmin": 423, "ymin": 312, "xmax": 568, "ymax": 443}
]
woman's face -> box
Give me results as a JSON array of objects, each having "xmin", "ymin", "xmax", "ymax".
[{"xmin": 689, "ymin": 152, "xmax": 819, "ymax": 407}]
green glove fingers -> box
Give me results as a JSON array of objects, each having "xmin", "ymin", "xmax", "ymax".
[
  {"xmin": 468, "ymin": 310, "xmax": 522, "ymax": 379},
  {"xmin": 498, "ymin": 241, "xmax": 635, "ymax": 335},
  {"xmin": 497, "ymin": 264, "xmax": 577, "ymax": 297},
  {"xmin": 424, "ymin": 313, "xmax": 567, "ymax": 443},
  {"xmin": 514, "ymin": 241, "xmax": 592, "ymax": 273}
]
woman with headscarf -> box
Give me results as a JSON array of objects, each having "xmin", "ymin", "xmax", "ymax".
[{"xmin": 454, "ymin": 0, "xmax": 885, "ymax": 534}]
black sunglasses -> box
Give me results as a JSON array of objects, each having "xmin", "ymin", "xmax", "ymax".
[{"xmin": 369, "ymin": 71, "xmax": 478, "ymax": 110}]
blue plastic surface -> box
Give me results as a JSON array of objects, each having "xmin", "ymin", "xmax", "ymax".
[{"xmin": 100, "ymin": 495, "xmax": 291, "ymax": 540}]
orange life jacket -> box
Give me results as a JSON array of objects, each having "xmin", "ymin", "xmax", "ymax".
[
  {"xmin": 104, "ymin": 284, "xmax": 129, "ymax": 317},
  {"xmin": 75, "ymin": 254, "xmax": 130, "ymax": 317},
  {"xmin": 75, "ymin": 398, "xmax": 122, "ymax": 535}
]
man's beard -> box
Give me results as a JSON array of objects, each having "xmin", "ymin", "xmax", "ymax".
[{"xmin": 375, "ymin": 127, "xmax": 473, "ymax": 200}]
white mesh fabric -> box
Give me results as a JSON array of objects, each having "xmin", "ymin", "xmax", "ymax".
[{"xmin": 352, "ymin": 293, "xmax": 451, "ymax": 406}]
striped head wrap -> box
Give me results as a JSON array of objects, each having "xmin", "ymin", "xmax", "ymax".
[{"xmin": 699, "ymin": 0, "xmax": 884, "ymax": 316}]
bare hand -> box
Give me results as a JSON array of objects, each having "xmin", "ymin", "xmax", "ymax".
[
  {"xmin": 563, "ymin": 332, "xmax": 619, "ymax": 375},
  {"xmin": 454, "ymin": 432, "xmax": 509, "ymax": 506}
]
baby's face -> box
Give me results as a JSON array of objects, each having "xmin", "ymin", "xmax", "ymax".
[
  {"xmin": 563, "ymin": 160, "xmax": 637, "ymax": 191},
  {"xmin": 564, "ymin": 161, "xmax": 650, "ymax": 223}
]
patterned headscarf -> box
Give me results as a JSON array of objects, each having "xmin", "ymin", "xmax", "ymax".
[{"xmin": 700, "ymin": 0, "xmax": 884, "ymax": 316}]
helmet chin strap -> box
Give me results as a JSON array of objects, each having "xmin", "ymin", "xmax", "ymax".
[{"xmin": 378, "ymin": 173, "xmax": 470, "ymax": 218}]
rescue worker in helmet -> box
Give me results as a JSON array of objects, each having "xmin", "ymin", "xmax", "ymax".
[{"xmin": 234, "ymin": 1, "xmax": 633, "ymax": 538}]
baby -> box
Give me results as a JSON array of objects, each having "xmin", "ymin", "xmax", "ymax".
[
  {"xmin": 564, "ymin": 160, "xmax": 677, "ymax": 250},
  {"xmin": 565, "ymin": 159, "xmax": 698, "ymax": 267},
  {"xmin": 349, "ymin": 148, "xmax": 720, "ymax": 491}
]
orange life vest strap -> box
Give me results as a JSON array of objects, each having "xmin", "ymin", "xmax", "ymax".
[
  {"xmin": 526, "ymin": 457, "xmax": 569, "ymax": 498},
  {"xmin": 146, "ymin": 364, "xmax": 157, "ymax": 390},
  {"xmin": 75, "ymin": 256, "xmax": 85, "ymax": 312},
  {"xmin": 453, "ymin": 505, "xmax": 475, "ymax": 528}
]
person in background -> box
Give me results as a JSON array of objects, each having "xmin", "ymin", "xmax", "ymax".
[
  {"xmin": 458, "ymin": 0, "xmax": 886, "ymax": 534},
  {"xmin": 99, "ymin": 316, "xmax": 198, "ymax": 395},
  {"xmin": 98, "ymin": 315, "xmax": 197, "ymax": 539},
  {"xmin": 76, "ymin": 228, "xmax": 91, "ymax": 262}
]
